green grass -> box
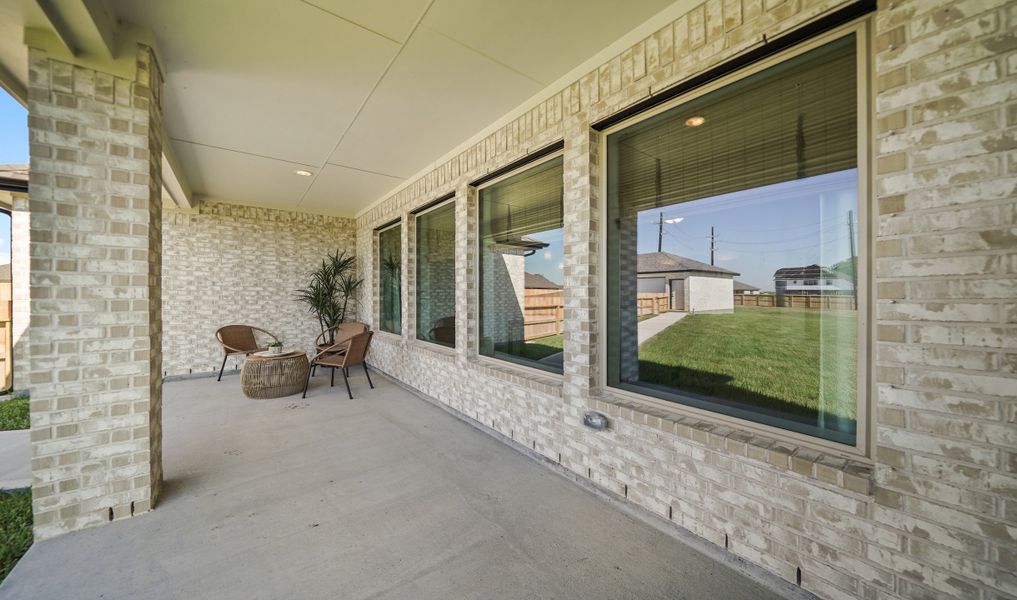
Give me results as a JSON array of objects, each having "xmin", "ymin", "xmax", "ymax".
[
  {"xmin": 0, "ymin": 397, "xmax": 29, "ymax": 431},
  {"xmin": 0, "ymin": 489, "xmax": 32, "ymax": 583},
  {"xmin": 494, "ymin": 333, "xmax": 564, "ymax": 362},
  {"xmin": 638, "ymin": 307, "xmax": 857, "ymax": 422}
]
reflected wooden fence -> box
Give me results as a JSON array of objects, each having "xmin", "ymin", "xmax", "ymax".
[
  {"xmin": 523, "ymin": 290, "xmax": 671, "ymax": 340},
  {"xmin": 523, "ymin": 289, "xmax": 563, "ymax": 340},
  {"xmin": 523, "ymin": 290, "xmax": 855, "ymax": 340},
  {"xmin": 0, "ymin": 284, "xmax": 10, "ymax": 390},
  {"xmin": 637, "ymin": 293, "xmax": 669, "ymax": 316},
  {"xmin": 735, "ymin": 294, "xmax": 857, "ymax": 310}
]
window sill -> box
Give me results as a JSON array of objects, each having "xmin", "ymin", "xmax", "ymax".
[
  {"xmin": 470, "ymin": 357, "xmax": 563, "ymax": 398},
  {"xmin": 595, "ymin": 389, "xmax": 873, "ymax": 496},
  {"xmin": 407, "ymin": 339, "xmax": 457, "ymax": 359},
  {"xmin": 373, "ymin": 330, "xmax": 403, "ymax": 344}
]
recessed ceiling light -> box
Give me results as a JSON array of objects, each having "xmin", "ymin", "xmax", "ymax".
[
  {"xmin": 684, "ymin": 116, "xmax": 706, "ymax": 127},
  {"xmin": 295, "ymin": 169, "xmax": 313, "ymax": 177}
]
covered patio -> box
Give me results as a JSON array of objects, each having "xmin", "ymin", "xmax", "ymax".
[
  {"xmin": 0, "ymin": 0, "xmax": 1013, "ymax": 599},
  {"xmin": 2, "ymin": 374, "xmax": 791, "ymax": 599}
]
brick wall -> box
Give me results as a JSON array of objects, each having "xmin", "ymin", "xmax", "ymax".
[
  {"xmin": 354, "ymin": 1, "xmax": 1017, "ymax": 599},
  {"xmin": 26, "ymin": 44, "xmax": 165, "ymax": 539},
  {"xmin": 161, "ymin": 201, "xmax": 356, "ymax": 377},
  {"xmin": 871, "ymin": 0, "xmax": 1017, "ymax": 598}
]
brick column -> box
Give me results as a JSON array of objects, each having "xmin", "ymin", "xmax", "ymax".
[
  {"xmin": 400, "ymin": 212, "xmax": 411, "ymax": 340},
  {"xmin": 26, "ymin": 44, "xmax": 164, "ymax": 539},
  {"xmin": 871, "ymin": 3, "xmax": 1017, "ymax": 598},
  {"xmin": 562, "ymin": 118, "xmax": 601, "ymax": 401},
  {"xmin": 456, "ymin": 183, "xmax": 477, "ymax": 363}
]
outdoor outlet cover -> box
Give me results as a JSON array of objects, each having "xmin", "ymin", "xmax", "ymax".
[{"xmin": 583, "ymin": 411, "xmax": 608, "ymax": 431}]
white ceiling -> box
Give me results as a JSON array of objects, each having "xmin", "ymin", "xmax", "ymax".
[{"xmin": 3, "ymin": 0, "xmax": 678, "ymax": 216}]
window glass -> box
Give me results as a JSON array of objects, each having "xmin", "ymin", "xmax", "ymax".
[
  {"xmin": 606, "ymin": 35, "xmax": 860, "ymax": 445},
  {"xmin": 416, "ymin": 202, "xmax": 456, "ymax": 347},
  {"xmin": 479, "ymin": 156, "xmax": 564, "ymax": 374},
  {"xmin": 378, "ymin": 224, "xmax": 401, "ymax": 335}
]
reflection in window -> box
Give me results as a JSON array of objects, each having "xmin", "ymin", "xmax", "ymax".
[
  {"xmin": 479, "ymin": 156, "xmax": 564, "ymax": 374},
  {"xmin": 606, "ymin": 35, "xmax": 860, "ymax": 445},
  {"xmin": 415, "ymin": 201, "xmax": 456, "ymax": 347},
  {"xmin": 378, "ymin": 224, "xmax": 401, "ymax": 335}
]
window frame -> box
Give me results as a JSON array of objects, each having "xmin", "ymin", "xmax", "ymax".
[
  {"xmin": 597, "ymin": 20, "xmax": 873, "ymax": 459},
  {"xmin": 473, "ymin": 149, "xmax": 566, "ymax": 376},
  {"xmin": 413, "ymin": 196, "xmax": 458, "ymax": 349},
  {"xmin": 375, "ymin": 220, "xmax": 403, "ymax": 337}
]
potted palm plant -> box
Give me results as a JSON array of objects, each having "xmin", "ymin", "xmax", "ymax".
[
  {"xmin": 381, "ymin": 254, "xmax": 400, "ymax": 332},
  {"xmin": 295, "ymin": 250, "xmax": 363, "ymax": 345}
]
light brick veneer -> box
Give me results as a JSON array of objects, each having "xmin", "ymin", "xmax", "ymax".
[
  {"xmin": 161, "ymin": 201, "xmax": 356, "ymax": 377},
  {"xmin": 355, "ymin": 1, "xmax": 1017, "ymax": 599},
  {"xmin": 26, "ymin": 44, "xmax": 165, "ymax": 539}
]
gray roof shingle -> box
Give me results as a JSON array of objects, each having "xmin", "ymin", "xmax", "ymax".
[
  {"xmin": 637, "ymin": 252, "xmax": 738, "ymax": 276},
  {"xmin": 524, "ymin": 272, "xmax": 562, "ymax": 289}
]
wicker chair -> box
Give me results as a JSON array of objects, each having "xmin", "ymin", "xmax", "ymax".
[
  {"xmin": 428, "ymin": 316, "xmax": 455, "ymax": 346},
  {"xmin": 311, "ymin": 322, "xmax": 368, "ymax": 377},
  {"xmin": 303, "ymin": 331, "xmax": 374, "ymax": 399},
  {"xmin": 215, "ymin": 325, "xmax": 279, "ymax": 381}
]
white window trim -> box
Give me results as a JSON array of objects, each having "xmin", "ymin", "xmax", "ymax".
[{"xmin": 597, "ymin": 19, "xmax": 874, "ymax": 460}]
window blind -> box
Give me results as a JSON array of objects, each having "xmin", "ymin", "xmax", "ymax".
[
  {"xmin": 610, "ymin": 34, "xmax": 856, "ymax": 215},
  {"xmin": 480, "ymin": 156, "xmax": 564, "ymax": 240}
]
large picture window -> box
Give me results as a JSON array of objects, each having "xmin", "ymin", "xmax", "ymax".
[
  {"xmin": 479, "ymin": 155, "xmax": 564, "ymax": 374},
  {"xmin": 415, "ymin": 200, "xmax": 456, "ymax": 348},
  {"xmin": 378, "ymin": 223, "xmax": 401, "ymax": 335},
  {"xmin": 605, "ymin": 33, "xmax": 864, "ymax": 446}
]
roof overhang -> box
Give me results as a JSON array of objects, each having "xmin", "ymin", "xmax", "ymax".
[
  {"xmin": 1, "ymin": 0, "xmax": 693, "ymax": 217},
  {"xmin": 4, "ymin": 2, "xmax": 194, "ymax": 211}
]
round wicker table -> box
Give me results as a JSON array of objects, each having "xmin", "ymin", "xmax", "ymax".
[{"xmin": 240, "ymin": 350, "xmax": 309, "ymax": 399}]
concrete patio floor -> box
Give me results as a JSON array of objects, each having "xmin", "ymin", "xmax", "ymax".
[
  {"xmin": 0, "ymin": 429, "xmax": 30, "ymax": 489},
  {"xmin": 1, "ymin": 371, "xmax": 798, "ymax": 600}
]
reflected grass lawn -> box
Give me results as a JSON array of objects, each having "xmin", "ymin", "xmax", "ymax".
[
  {"xmin": 638, "ymin": 307, "xmax": 857, "ymax": 421},
  {"xmin": 494, "ymin": 334, "xmax": 564, "ymax": 361},
  {"xmin": 0, "ymin": 397, "xmax": 29, "ymax": 431},
  {"xmin": 0, "ymin": 489, "xmax": 32, "ymax": 583}
]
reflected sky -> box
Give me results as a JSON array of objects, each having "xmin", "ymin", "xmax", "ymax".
[{"xmin": 635, "ymin": 169, "xmax": 857, "ymax": 291}]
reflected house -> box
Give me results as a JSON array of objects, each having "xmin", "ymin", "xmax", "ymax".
[
  {"xmin": 733, "ymin": 280, "xmax": 760, "ymax": 295},
  {"xmin": 636, "ymin": 252, "xmax": 737, "ymax": 312},
  {"xmin": 524, "ymin": 272, "xmax": 561, "ymax": 290},
  {"xmin": 479, "ymin": 152, "xmax": 563, "ymax": 362},
  {"xmin": 774, "ymin": 264, "xmax": 854, "ymax": 297},
  {"xmin": 480, "ymin": 237, "xmax": 548, "ymax": 352}
]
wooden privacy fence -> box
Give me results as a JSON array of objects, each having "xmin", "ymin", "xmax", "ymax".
[
  {"xmin": 523, "ymin": 290, "xmax": 671, "ymax": 340},
  {"xmin": 735, "ymin": 294, "xmax": 857, "ymax": 310}
]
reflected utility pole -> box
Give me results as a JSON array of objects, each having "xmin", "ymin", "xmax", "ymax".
[
  {"xmin": 709, "ymin": 226, "xmax": 716, "ymax": 265},
  {"xmin": 654, "ymin": 212, "xmax": 684, "ymax": 253},
  {"xmin": 658, "ymin": 211, "xmax": 664, "ymax": 253},
  {"xmin": 848, "ymin": 209, "xmax": 857, "ymax": 309}
]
